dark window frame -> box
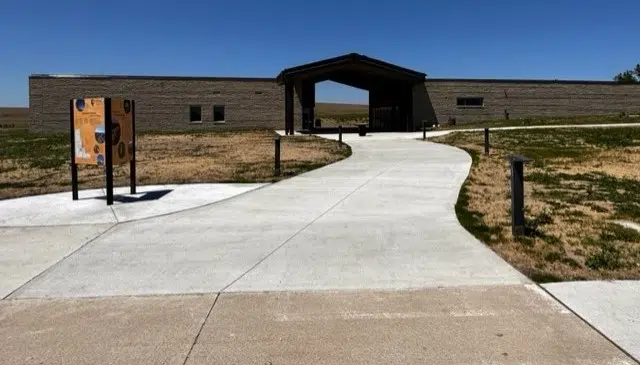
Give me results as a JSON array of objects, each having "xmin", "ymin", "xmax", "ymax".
[
  {"xmin": 456, "ymin": 97, "xmax": 484, "ymax": 108},
  {"xmin": 213, "ymin": 105, "xmax": 225, "ymax": 123},
  {"xmin": 189, "ymin": 105, "xmax": 202, "ymax": 123}
]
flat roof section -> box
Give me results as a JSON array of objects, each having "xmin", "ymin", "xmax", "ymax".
[
  {"xmin": 426, "ymin": 78, "xmax": 627, "ymax": 85},
  {"xmin": 29, "ymin": 74, "xmax": 276, "ymax": 82}
]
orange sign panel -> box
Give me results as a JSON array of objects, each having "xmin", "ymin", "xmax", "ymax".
[
  {"xmin": 73, "ymin": 97, "xmax": 105, "ymax": 165},
  {"xmin": 73, "ymin": 98, "xmax": 133, "ymax": 165}
]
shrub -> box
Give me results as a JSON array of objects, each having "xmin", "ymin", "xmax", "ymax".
[{"xmin": 585, "ymin": 244, "xmax": 623, "ymax": 270}]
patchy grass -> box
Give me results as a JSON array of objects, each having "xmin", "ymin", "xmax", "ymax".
[
  {"xmin": 439, "ymin": 113, "xmax": 640, "ymax": 130},
  {"xmin": 0, "ymin": 129, "xmax": 351, "ymax": 200},
  {"xmin": 432, "ymin": 126, "xmax": 640, "ymax": 282}
]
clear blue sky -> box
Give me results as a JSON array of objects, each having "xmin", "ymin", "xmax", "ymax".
[{"xmin": 1, "ymin": 0, "xmax": 638, "ymax": 106}]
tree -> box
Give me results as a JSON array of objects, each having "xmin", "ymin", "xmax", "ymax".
[{"xmin": 614, "ymin": 64, "xmax": 640, "ymax": 83}]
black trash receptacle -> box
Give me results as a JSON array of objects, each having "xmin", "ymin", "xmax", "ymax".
[
  {"xmin": 358, "ymin": 123, "xmax": 368, "ymax": 136},
  {"xmin": 315, "ymin": 119, "xmax": 322, "ymax": 128}
]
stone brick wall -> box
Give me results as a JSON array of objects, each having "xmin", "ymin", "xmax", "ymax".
[
  {"xmin": 30, "ymin": 75, "xmax": 640, "ymax": 132},
  {"xmin": 29, "ymin": 75, "xmax": 296, "ymax": 133},
  {"xmin": 424, "ymin": 79, "xmax": 640, "ymax": 123}
]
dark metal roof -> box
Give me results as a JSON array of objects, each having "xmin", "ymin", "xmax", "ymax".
[
  {"xmin": 29, "ymin": 74, "xmax": 275, "ymax": 82},
  {"xmin": 276, "ymin": 53, "xmax": 427, "ymax": 85},
  {"xmin": 426, "ymin": 78, "xmax": 627, "ymax": 85}
]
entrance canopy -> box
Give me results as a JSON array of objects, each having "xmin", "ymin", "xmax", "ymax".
[
  {"xmin": 277, "ymin": 54, "xmax": 426, "ymax": 135},
  {"xmin": 276, "ymin": 53, "xmax": 426, "ymax": 89}
]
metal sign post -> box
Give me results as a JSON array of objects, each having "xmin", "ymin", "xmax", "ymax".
[
  {"xmin": 104, "ymin": 98, "xmax": 114, "ymax": 206},
  {"xmin": 69, "ymin": 100, "xmax": 79, "ymax": 200},
  {"xmin": 130, "ymin": 100, "xmax": 137, "ymax": 194}
]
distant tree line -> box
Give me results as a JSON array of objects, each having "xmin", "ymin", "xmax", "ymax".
[{"xmin": 614, "ymin": 64, "xmax": 640, "ymax": 83}]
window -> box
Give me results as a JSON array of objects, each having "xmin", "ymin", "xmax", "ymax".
[
  {"xmin": 213, "ymin": 105, "xmax": 225, "ymax": 122},
  {"xmin": 456, "ymin": 97, "xmax": 484, "ymax": 108},
  {"xmin": 189, "ymin": 105, "xmax": 202, "ymax": 123}
]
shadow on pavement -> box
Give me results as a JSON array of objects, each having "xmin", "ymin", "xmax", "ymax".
[{"xmin": 95, "ymin": 189, "xmax": 173, "ymax": 204}]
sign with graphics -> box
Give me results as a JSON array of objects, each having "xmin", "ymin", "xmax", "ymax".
[
  {"xmin": 70, "ymin": 97, "xmax": 136, "ymax": 205},
  {"xmin": 110, "ymin": 98, "xmax": 134, "ymax": 165},
  {"xmin": 73, "ymin": 97, "xmax": 105, "ymax": 165},
  {"xmin": 73, "ymin": 97, "xmax": 133, "ymax": 165}
]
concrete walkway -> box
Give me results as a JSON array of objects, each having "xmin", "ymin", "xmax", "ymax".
[
  {"xmin": 0, "ymin": 183, "xmax": 266, "ymax": 226},
  {"xmin": 2, "ymin": 286, "xmax": 633, "ymax": 365},
  {"xmin": 7, "ymin": 138, "xmax": 527, "ymax": 298},
  {"xmin": 1, "ymin": 133, "xmax": 636, "ymax": 364},
  {"xmin": 544, "ymin": 281, "xmax": 640, "ymax": 360}
]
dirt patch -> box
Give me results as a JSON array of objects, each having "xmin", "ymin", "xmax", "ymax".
[
  {"xmin": 0, "ymin": 130, "xmax": 351, "ymax": 200},
  {"xmin": 433, "ymin": 127, "xmax": 640, "ymax": 282}
]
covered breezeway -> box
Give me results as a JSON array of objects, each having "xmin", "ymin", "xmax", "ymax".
[{"xmin": 276, "ymin": 53, "xmax": 426, "ymax": 135}]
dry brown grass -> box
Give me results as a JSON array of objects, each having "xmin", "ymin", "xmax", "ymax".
[
  {"xmin": 0, "ymin": 130, "xmax": 350, "ymax": 200},
  {"xmin": 0, "ymin": 107, "xmax": 29, "ymax": 130},
  {"xmin": 432, "ymin": 127, "xmax": 640, "ymax": 282}
]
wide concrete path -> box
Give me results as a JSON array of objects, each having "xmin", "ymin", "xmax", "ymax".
[
  {"xmin": 2, "ymin": 286, "xmax": 634, "ymax": 365},
  {"xmin": 0, "ymin": 183, "xmax": 266, "ymax": 226},
  {"xmin": 544, "ymin": 281, "xmax": 640, "ymax": 360},
  {"xmin": 1, "ymin": 133, "xmax": 636, "ymax": 364},
  {"xmin": 9, "ymin": 137, "xmax": 527, "ymax": 298}
]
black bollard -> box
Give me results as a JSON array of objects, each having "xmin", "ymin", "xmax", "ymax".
[
  {"xmin": 338, "ymin": 125, "xmax": 343, "ymax": 145},
  {"xmin": 507, "ymin": 155, "xmax": 531, "ymax": 236},
  {"xmin": 423, "ymin": 120, "xmax": 426, "ymax": 140},
  {"xmin": 275, "ymin": 135, "xmax": 281, "ymax": 176},
  {"xmin": 484, "ymin": 128, "xmax": 490, "ymax": 154}
]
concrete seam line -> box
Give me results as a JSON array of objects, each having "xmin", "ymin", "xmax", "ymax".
[
  {"xmin": 109, "ymin": 205, "xmax": 119, "ymax": 223},
  {"xmin": 2, "ymin": 223, "xmax": 119, "ymax": 300},
  {"xmin": 112, "ymin": 183, "xmax": 273, "ymax": 226},
  {"xmin": 537, "ymin": 284, "xmax": 640, "ymax": 365},
  {"xmin": 220, "ymin": 160, "xmax": 406, "ymax": 293},
  {"xmin": 181, "ymin": 292, "xmax": 220, "ymax": 365}
]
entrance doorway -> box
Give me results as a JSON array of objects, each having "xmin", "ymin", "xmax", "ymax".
[
  {"xmin": 277, "ymin": 53, "xmax": 426, "ymax": 135},
  {"xmin": 314, "ymin": 81, "xmax": 368, "ymax": 130}
]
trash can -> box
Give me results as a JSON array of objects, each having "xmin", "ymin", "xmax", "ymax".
[
  {"xmin": 315, "ymin": 119, "xmax": 322, "ymax": 128},
  {"xmin": 358, "ymin": 123, "xmax": 368, "ymax": 136}
]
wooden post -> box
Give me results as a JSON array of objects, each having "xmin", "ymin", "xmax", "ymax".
[
  {"xmin": 338, "ymin": 125, "xmax": 342, "ymax": 145},
  {"xmin": 104, "ymin": 98, "xmax": 114, "ymax": 206},
  {"xmin": 69, "ymin": 99, "xmax": 78, "ymax": 200}
]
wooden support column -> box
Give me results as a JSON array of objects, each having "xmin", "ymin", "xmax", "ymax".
[{"xmin": 285, "ymin": 82, "xmax": 294, "ymax": 135}]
